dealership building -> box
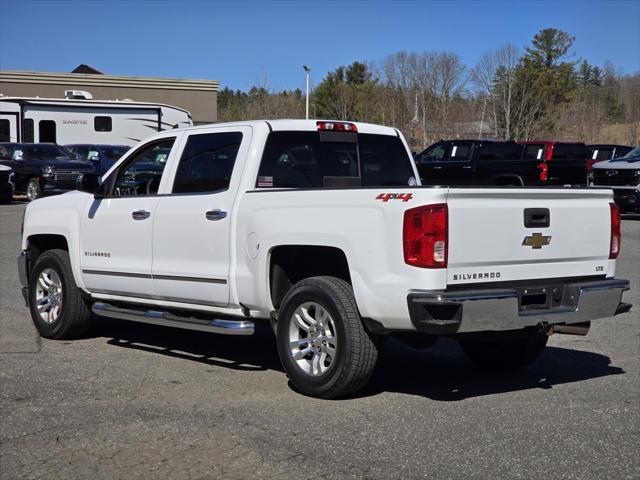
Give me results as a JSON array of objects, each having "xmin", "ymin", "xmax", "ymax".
[{"xmin": 0, "ymin": 65, "xmax": 219, "ymax": 124}]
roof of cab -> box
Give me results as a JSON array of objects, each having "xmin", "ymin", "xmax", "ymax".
[{"xmin": 167, "ymin": 119, "xmax": 399, "ymax": 136}]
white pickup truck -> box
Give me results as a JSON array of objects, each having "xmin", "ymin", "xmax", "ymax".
[{"xmin": 18, "ymin": 120, "xmax": 631, "ymax": 398}]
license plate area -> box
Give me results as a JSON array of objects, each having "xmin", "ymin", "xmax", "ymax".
[{"xmin": 517, "ymin": 285, "xmax": 580, "ymax": 312}]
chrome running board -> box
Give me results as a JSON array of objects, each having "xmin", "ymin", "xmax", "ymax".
[{"xmin": 92, "ymin": 302, "xmax": 254, "ymax": 335}]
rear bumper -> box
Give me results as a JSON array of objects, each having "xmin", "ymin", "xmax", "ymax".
[{"xmin": 408, "ymin": 278, "xmax": 630, "ymax": 335}]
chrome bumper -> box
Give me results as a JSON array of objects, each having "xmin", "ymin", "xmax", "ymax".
[{"xmin": 408, "ymin": 278, "xmax": 631, "ymax": 334}]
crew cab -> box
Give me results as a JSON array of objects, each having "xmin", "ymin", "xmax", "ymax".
[
  {"xmin": 17, "ymin": 120, "xmax": 631, "ymax": 398},
  {"xmin": 592, "ymin": 146, "xmax": 640, "ymax": 213},
  {"xmin": 0, "ymin": 143, "xmax": 95, "ymax": 201},
  {"xmin": 415, "ymin": 139, "xmax": 586, "ymax": 186}
]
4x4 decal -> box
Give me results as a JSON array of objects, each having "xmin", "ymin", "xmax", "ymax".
[{"xmin": 376, "ymin": 193, "xmax": 413, "ymax": 202}]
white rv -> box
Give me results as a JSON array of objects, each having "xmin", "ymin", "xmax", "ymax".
[{"xmin": 0, "ymin": 93, "xmax": 193, "ymax": 145}]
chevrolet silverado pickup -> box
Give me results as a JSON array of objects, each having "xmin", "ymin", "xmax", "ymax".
[{"xmin": 18, "ymin": 120, "xmax": 631, "ymax": 398}]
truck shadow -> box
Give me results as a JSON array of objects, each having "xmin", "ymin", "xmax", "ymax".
[
  {"xmin": 360, "ymin": 337, "xmax": 624, "ymax": 401},
  {"xmin": 94, "ymin": 318, "xmax": 624, "ymax": 401}
]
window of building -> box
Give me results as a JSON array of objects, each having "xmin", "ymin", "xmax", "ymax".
[
  {"xmin": 172, "ymin": 132, "xmax": 243, "ymax": 194},
  {"xmin": 39, "ymin": 120, "xmax": 56, "ymax": 143},
  {"xmin": 94, "ymin": 116, "xmax": 112, "ymax": 132}
]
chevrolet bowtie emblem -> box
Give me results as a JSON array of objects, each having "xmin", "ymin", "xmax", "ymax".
[{"xmin": 522, "ymin": 233, "xmax": 551, "ymax": 249}]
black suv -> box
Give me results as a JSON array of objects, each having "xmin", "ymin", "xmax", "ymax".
[
  {"xmin": 0, "ymin": 143, "xmax": 95, "ymax": 201},
  {"xmin": 415, "ymin": 139, "xmax": 586, "ymax": 186}
]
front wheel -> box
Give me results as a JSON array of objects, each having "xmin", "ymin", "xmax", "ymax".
[
  {"xmin": 26, "ymin": 177, "xmax": 42, "ymax": 201},
  {"xmin": 276, "ymin": 276, "xmax": 378, "ymax": 399},
  {"xmin": 29, "ymin": 249, "xmax": 91, "ymax": 339},
  {"xmin": 459, "ymin": 334, "xmax": 548, "ymax": 370}
]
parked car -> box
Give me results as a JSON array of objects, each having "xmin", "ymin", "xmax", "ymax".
[
  {"xmin": 588, "ymin": 144, "xmax": 634, "ymax": 162},
  {"xmin": 519, "ymin": 141, "xmax": 591, "ymax": 182},
  {"xmin": 0, "ymin": 163, "xmax": 15, "ymax": 203},
  {"xmin": 415, "ymin": 139, "xmax": 586, "ymax": 186},
  {"xmin": 592, "ymin": 146, "xmax": 640, "ymax": 213},
  {"xmin": 17, "ymin": 120, "xmax": 630, "ymax": 399},
  {"xmin": 0, "ymin": 143, "xmax": 94, "ymax": 201},
  {"xmin": 65, "ymin": 144, "xmax": 130, "ymax": 174}
]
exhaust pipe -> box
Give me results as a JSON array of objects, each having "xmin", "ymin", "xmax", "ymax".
[{"xmin": 552, "ymin": 321, "xmax": 591, "ymax": 336}]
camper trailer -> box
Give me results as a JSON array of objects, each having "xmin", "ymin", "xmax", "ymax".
[{"xmin": 0, "ymin": 92, "xmax": 193, "ymax": 146}]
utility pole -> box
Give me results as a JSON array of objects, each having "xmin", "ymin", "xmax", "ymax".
[{"xmin": 303, "ymin": 65, "xmax": 310, "ymax": 120}]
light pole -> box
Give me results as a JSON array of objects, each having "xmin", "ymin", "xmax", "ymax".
[{"xmin": 303, "ymin": 65, "xmax": 310, "ymax": 120}]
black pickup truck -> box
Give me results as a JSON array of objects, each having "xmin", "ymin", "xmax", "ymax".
[
  {"xmin": 416, "ymin": 139, "xmax": 587, "ymax": 187},
  {"xmin": 0, "ymin": 143, "xmax": 95, "ymax": 201}
]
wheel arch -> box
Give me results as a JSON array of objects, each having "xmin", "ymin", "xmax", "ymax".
[{"xmin": 268, "ymin": 245, "xmax": 352, "ymax": 311}]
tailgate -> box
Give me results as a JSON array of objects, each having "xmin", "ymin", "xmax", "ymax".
[
  {"xmin": 446, "ymin": 188, "xmax": 614, "ymax": 285},
  {"xmin": 547, "ymin": 159, "xmax": 588, "ymax": 185}
]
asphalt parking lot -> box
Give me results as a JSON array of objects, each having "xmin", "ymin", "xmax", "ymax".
[{"xmin": 1, "ymin": 202, "xmax": 638, "ymax": 480}]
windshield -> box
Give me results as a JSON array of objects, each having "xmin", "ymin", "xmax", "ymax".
[
  {"xmin": 619, "ymin": 146, "xmax": 640, "ymax": 159},
  {"xmin": 22, "ymin": 145, "xmax": 75, "ymax": 160},
  {"xmin": 101, "ymin": 146, "xmax": 129, "ymax": 161},
  {"xmin": 257, "ymin": 132, "xmax": 415, "ymax": 188}
]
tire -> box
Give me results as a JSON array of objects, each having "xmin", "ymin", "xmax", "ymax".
[
  {"xmin": 276, "ymin": 276, "xmax": 378, "ymax": 399},
  {"xmin": 26, "ymin": 177, "xmax": 42, "ymax": 201},
  {"xmin": 459, "ymin": 334, "xmax": 548, "ymax": 370},
  {"xmin": 28, "ymin": 249, "xmax": 91, "ymax": 339}
]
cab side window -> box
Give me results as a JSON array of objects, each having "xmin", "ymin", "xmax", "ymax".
[
  {"xmin": 448, "ymin": 143, "xmax": 472, "ymax": 161},
  {"xmin": 110, "ymin": 138, "xmax": 175, "ymax": 197},
  {"xmin": 172, "ymin": 132, "xmax": 243, "ymax": 194},
  {"xmin": 417, "ymin": 142, "xmax": 449, "ymax": 164}
]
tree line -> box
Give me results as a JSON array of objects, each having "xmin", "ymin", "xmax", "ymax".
[{"xmin": 217, "ymin": 28, "xmax": 640, "ymax": 150}]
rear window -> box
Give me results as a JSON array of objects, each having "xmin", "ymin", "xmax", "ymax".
[
  {"xmin": 477, "ymin": 143, "xmax": 523, "ymax": 161},
  {"xmin": 257, "ymin": 132, "xmax": 415, "ymax": 188},
  {"xmin": 523, "ymin": 144, "xmax": 544, "ymax": 160},
  {"xmin": 552, "ymin": 144, "xmax": 588, "ymax": 160}
]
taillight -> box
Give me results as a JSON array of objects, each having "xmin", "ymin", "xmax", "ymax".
[
  {"xmin": 609, "ymin": 202, "xmax": 621, "ymax": 259},
  {"xmin": 538, "ymin": 162, "xmax": 548, "ymax": 182},
  {"xmin": 403, "ymin": 203, "xmax": 448, "ymax": 268},
  {"xmin": 316, "ymin": 121, "xmax": 357, "ymax": 132}
]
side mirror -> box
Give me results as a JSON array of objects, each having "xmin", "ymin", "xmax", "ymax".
[{"xmin": 76, "ymin": 173, "xmax": 102, "ymax": 196}]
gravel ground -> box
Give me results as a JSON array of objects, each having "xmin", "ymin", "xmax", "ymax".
[{"xmin": 1, "ymin": 202, "xmax": 638, "ymax": 479}]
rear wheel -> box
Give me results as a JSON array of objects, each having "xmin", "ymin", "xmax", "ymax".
[
  {"xmin": 459, "ymin": 334, "xmax": 548, "ymax": 370},
  {"xmin": 276, "ymin": 276, "xmax": 378, "ymax": 399},
  {"xmin": 29, "ymin": 249, "xmax": 91, "ymax": 339},
  {"xmin": 26, "ymin": 177, "xmax": 42, "ymax": 201}
]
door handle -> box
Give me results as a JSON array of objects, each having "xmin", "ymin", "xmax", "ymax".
[
  {"xmin": 433, "ymin": 166, "xmax": 443, "ymax": 170},
  {"xmin": 205, "ymin": 209, "xmax": 227, "ymax": 221},
  {"xmin": 462, "ymin": 165, "xmax": 472, "ymax": 170},
  {"xmin": 131, "ymin": 210, "xmax": 151, "ymax": 220}
]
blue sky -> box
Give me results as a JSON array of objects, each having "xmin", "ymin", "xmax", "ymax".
[{"xmin": 1, "ymin": 0, "xmax": 638, "ymax": 92}]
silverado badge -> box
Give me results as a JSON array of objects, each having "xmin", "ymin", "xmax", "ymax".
[{"xmin": 522, "ymin": 233, "xmax": 551, "ymax": 249}]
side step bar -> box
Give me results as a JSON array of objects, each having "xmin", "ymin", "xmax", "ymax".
[{"xmin": 92, "ymin": 302, "xmax": 254, "ymax": 335}]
